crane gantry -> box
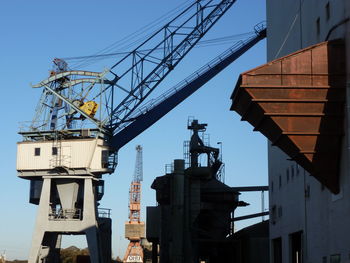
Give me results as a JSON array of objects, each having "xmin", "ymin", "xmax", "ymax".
[{"xmin": 16, "ymin": 1, "xmax": 266, "ymax": 263}]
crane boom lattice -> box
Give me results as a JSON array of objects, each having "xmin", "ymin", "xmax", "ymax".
[
  {"xmin": 129, "ymin": 145, "xmax": 143, "ymax": 223},
  {"xmin": 133, "ymin": 145, "xmax": 143, "ymax": 183}
]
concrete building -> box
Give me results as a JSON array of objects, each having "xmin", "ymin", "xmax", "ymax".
[{"xmin": 232, "ymin": 1, "xmax": 350, "ymax": 262}]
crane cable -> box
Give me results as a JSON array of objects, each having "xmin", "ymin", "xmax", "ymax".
[
  {"xmin": 63, "ymin": 31, "xmax": 256, "ymax": 69},
  {"xmin": 61, "ymin": 0, "xmax": 255, "ymax": 70},
  {"xmin": 67, "ymin": 0, "xmax": 193, "ymax": 69}
]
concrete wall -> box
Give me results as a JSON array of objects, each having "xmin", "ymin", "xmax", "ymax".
[
  {"xmin": 266, "ymin": 0, "xmax": 350, "ymax": 262},
  {"xmin": 267, "ymin": 0, "xmax": 348, "ymax": 58}
]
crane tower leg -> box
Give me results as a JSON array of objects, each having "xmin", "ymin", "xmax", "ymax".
[{"xmin": 28, "ymin": 178, "xmax": 51, "ymax": 263}]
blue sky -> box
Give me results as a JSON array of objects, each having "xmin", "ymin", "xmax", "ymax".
[{"xmin": 0, "ymin": 0, "xmax": 267, "ymax": 260}]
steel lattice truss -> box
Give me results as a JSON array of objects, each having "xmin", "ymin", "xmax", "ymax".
[
  {"xmin": 105, "ymin": 0, "xmax": 235, "ymax": 132},
  {"xmin": 129, "ymin": 145, "xmax": 143, "ymax": 222},
  {"xmin": 26, "ymin": 0, "xmax": 235, "ymax": 139}
]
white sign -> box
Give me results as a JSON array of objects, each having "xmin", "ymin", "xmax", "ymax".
[{"xmin": 126, "ymin": 255, "xmax": 142, "ymax": 263}]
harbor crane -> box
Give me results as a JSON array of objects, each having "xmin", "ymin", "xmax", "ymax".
[
  {"xmin": 16, "ymin": 1, "xmax": 266, "ymax": 263},
  {"xmin": 123, "ymin": 145, "xmax": 144, "ymax": 263}
]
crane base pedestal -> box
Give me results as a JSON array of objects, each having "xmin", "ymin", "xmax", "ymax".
[{"xmin": 28, "ymin": 176, "xmax": 111, "ymax": 263}]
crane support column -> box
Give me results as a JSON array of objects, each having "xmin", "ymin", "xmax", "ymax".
[
  {"xmin": 28, "ymin": 176, "xmax": 109, "ymax": 263},
  {"xmin": 17, "ymin": 136, "xmax": 113, "ymax": 263}
]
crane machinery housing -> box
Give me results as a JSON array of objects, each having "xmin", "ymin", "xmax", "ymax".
[
  {"xmin": 123, "ymin": 145, "xmax": 145, "ymax": 263},
  {"xmin": 15, "ymin": 1, "xmax": 266, "ymax": 263}
]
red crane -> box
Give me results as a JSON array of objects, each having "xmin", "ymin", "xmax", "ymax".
[{"xmin": 123, "ymin": 145, "xmax": 144, "ymax": 263}]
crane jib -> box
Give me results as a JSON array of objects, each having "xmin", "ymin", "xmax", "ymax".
[
  {"xmin": 109, "ymin": 26, "xmax": 266, "ymax": 151},
  {"xmin": 106, "ymin": 0, "xmax": 237, "ymax": 130}
]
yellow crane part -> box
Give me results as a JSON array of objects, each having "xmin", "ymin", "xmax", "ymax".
[{"xmin": 79, "ymin": 101, "xmax": 99, "ymax": 117}]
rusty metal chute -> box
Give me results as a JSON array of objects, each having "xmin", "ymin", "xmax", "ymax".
[{"xmin": 231, "ymin": 40, "xmax": 346, "ymax": 194}]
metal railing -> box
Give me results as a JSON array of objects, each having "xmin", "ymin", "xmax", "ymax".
[
  {"xmin": 216, "ymin": 163, "xmax": 225, "ymax": 183},
  {"xmin": 165, "ymin": 163, "xmax": 174, "ymax": 174},
  {"xmin": 49, "ymin": 208, "xmax": 111, "ymax": 220},
  {"xmin": 98, "ymin": 208, "xmax": 111, "ymax": 218},
  {"xmin": 49, "ymin": 208, "xmax": 82, "ymax": 220}
]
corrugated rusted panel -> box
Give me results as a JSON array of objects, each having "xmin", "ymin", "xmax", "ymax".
[{"xmin": 231, "ymin": 40, "xmax": 346, "ymax": 194}]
